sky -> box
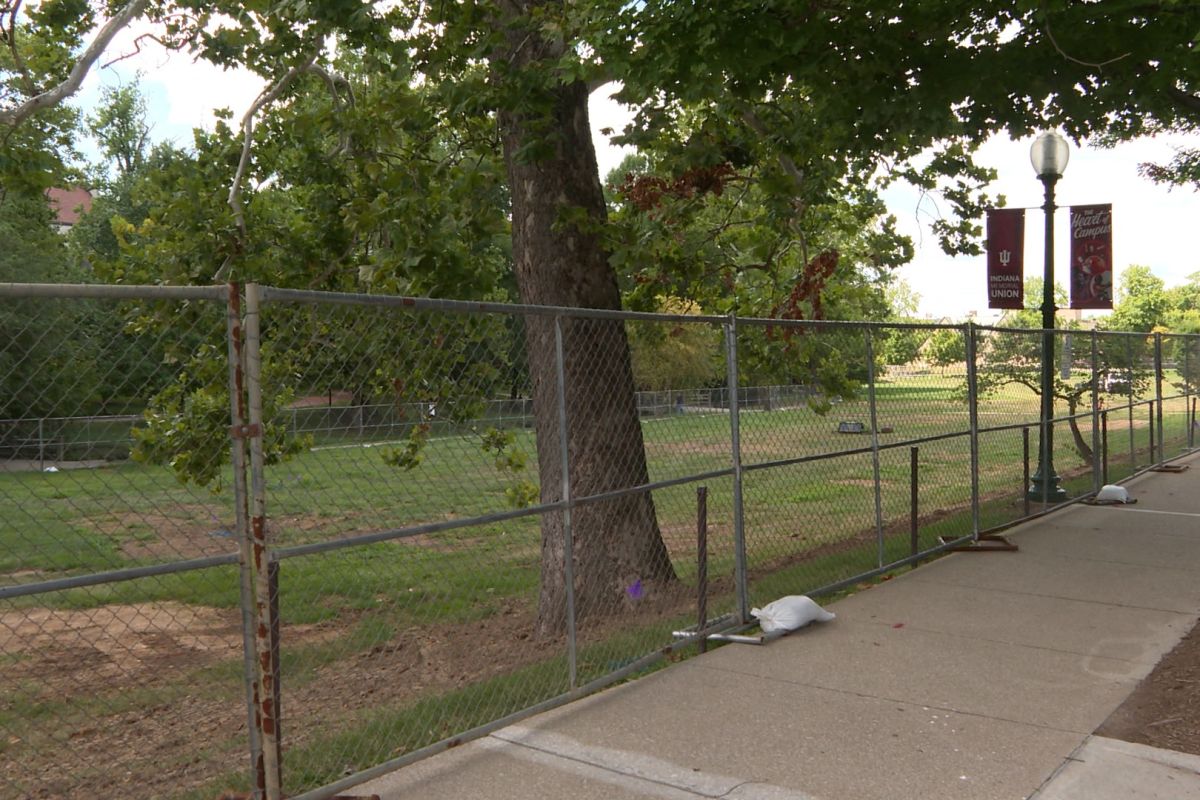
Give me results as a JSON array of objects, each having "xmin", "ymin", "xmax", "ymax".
[{"xmin": 72, "ymin": 26, "xmax": 1199, "ymax": 323}]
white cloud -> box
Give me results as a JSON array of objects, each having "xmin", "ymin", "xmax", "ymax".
[
  {"xmin": 75, "ymin": 18, "xmax": 262, "ymax": 148},
  {"xmin": 589, "ymin": 83, "xmax": 637, "ymax": 182}
]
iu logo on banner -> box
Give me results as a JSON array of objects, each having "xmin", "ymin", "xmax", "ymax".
[
  {"xmin": 1070, "ymin": 204, "xmax": 1113, "ymax": 309},
  {"xmin": 986, "ymin": 208, "xmax": 1025, "ymax": 309}
]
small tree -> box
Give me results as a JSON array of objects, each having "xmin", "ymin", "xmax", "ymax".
[
  {"xmin": 1109, "ymin": 265, "xmax": 1169, "ymax": 333},
  {"xmin": 974, "ymin": 322, "xmax": 1152, "ymax": 463},
  {"xmin": 878, "ymin": 327, "xmax": 928, "ymax": 369},
  {"xmin": 628, "ymin": 298, "xmax": 723, "ymax": 392},
  {"xmin": 926, "ymin": 328, "xmax": 966, "ymax": 373}
]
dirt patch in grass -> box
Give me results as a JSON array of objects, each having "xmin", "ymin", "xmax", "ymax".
[
  {"xmin": 659, "ymin": 520, "xmax": 733, "ymax": 558},
  {"xmin": 0, "ymin": 604, "xmax": 343, "ymax": 701},
  {"xmin": 87, "ymin": 507, "xmax": 239, "ymax": 562},
  {"xmin": 0, "ymin": 596, "xmax": 561, "ymax": 800},
  {"xmin": 1096, "ymin": 615, "xmax": 1200, "ymax": 756},
  {"xmin": 2, "ymin": 574, "xmax": 720, "ymax": 800}
]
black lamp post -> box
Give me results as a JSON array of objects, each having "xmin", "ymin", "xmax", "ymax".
[{"xmin": 1027, "ymin": 132, "xmax": 1070, "ymax": 503}]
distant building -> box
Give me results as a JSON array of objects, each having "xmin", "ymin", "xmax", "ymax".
[{"xmin": 46, "ymin": 187, "xmax": 93, "ymax": 234}]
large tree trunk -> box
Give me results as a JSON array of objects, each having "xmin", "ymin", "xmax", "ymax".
[{"xmin": 497, "ymin": 11, "xmax": 677, "ymax": 637}]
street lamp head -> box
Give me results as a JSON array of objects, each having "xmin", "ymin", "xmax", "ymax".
[{"xmin": 1030, "ymin": 131, "xmax": 1070, "ymax": 179}]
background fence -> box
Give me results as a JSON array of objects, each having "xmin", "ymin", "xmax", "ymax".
[{"xmin": 1, "ymin": 282, "xmax": 1196, "ymax": 800}]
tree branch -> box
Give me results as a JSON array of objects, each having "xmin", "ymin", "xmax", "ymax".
[
  {"xmin": 0, "ymin": 0, "xmax": 151, "ymax": 127},
  {"xmin": 101, "ymin": 31, "xmax": 171, "ymax": 68},
  {"xmin": 99, "ymin": 12, "xmax": 200, "ymax": 67},
  {"xmin": 4, "ymin": 0, "xmax": 37, "ymax": 96},
  {"xmin": 1166, "ymin": 85, "xmax": 1200, "ymax": 116},
  {"xmin": 305, "ymin": 63, "xmax": 356, "ymax": 157},
  {"xmin": 742, "ymin": 107, "xmax": 810, "ymax": 267},
  {"xmin": 1042, "ymin": 15, "xmax": 1130, "ymax": 70},
  {"xmin": 213, "ymin": 50, "xmax": 322, "ymax": 282}
]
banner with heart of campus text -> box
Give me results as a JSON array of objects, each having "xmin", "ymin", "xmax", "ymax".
[{"xmin": 1069, "ymin": 204, "xmax": 1113, "ymax": 309}]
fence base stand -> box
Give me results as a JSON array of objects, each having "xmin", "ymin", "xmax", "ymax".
[
  {"xmin": 671, "ymin": 627, "xmax": 790, "ymax": 647},
  {"xmin": 671, "ymin": 614, "xmax": 787, "ymax": 647},
  {"xmin": 938, "ymin": 533, "xmax": 1018, "ymax": 552},
  {"xmin": 216, "ymin": 794, "xmax": 378, "ymax": 800},
  {"xmin": 1150, "ymin": 464, "xmax": 1190, "ymax": 473}
]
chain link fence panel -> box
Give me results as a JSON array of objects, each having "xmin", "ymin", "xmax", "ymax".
[
  {"xmin": 0, "ymin": 287, "xmax": 256, "ymax": 800},
  {"xmin": 6, "ymin": 282, "xmax": 1200, "ymax": 800}
]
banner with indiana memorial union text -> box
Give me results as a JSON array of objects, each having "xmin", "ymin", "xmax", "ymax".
[
  {"xmin": 986, "ymin": 208, "xmax": 1025, "ymax": 309},
  {"xmin": 1069, "ymin": 204, "xmax": 1113, "ymax": 310}
]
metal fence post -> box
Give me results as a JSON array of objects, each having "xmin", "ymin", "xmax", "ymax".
[
  {"xmin": 1187, "ymin": 337, "xmax": 1194, "ymax": 449},
  {"xmin": 909, "ymin": 446, "xmax": 919, "ymax": 560},
  {"xmin": 553, "ymin": 316, "xmax": 578, "ymax": 689},
  {"xmin": 1022, "ymin": 426, "xmax": 1031, "ymax": 517},
  {"xmin": 243, "ymin": 283, "xmax": 282, "ymax": 800},
  {"xmin": 1090, "ymin": 331, "xmax": 1101, "ymax": 494},
  {"xmin": 1149, "ymin": 401, "xmax": 1156, "ymax": 463},
  {"xmin": 1126, "ymin": 336, "xmax": 1136, "ymax": 471},
  {"xmin": 225, "ymin": 283, "xmax": 265, "ymax": 797},
  {"xmin": 1102, "ymin": 411, "xmax": 1109, "ymax": 485},
  {"xmin": 864, "ymin": 329, "xmax": 885, "ymax": 568},
  {"xmin": 724, "ymin": 313, "xmax": 749, "ymax": 623},
  {"xmin": 696, "ymin": 486, "xmax": 708, "ymax": 654},
  {"xmin": 965, "ymin": 324, "xmax": 981, "ymax": 537},
  {"xmin": 1154, "ymin": 332, "xmax": 1164, "ymax": 464}
]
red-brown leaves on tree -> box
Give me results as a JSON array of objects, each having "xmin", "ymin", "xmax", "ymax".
[
  {"xmin": 767, "ymin": 249, "xmax": 840, "ymax": 342},
  {"xmin": 618, "ymin": 164, "xmax": 736, "ymax": 213}
]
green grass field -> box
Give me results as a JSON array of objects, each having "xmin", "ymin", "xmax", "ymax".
[{"xmin": 1, "ymin": 373, "xmax": 1189, "ymax": 643}]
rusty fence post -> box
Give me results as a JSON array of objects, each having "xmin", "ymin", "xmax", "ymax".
[
  {"xmin": 244, "ymin": 283, "xmax": 282, "ymax": 799},
  {"xmin": 226, "ymin": 283, "xmax": 266, "ymax": 795}
]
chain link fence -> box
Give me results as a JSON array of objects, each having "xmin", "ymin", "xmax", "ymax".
[{"xmin": 2, "ymin": 282, "xmax": 1197, "ymax": 800}]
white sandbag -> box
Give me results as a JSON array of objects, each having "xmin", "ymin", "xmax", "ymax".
[
  {"xmin": 1095, "ymin": 484, "xmax": 1135, "ymax": 504},
  {"xmin": 751, "ymin": 595, "xmax": 835, "ymax": 633}
]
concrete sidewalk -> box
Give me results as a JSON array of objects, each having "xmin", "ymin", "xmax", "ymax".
[{"xmin": 355, "ymin": 457, "xmax": 1200, "ymax": 800}]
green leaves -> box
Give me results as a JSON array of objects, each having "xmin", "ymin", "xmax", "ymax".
[
  {"xmin": 479, "ymin": 427, "xmax": 537, "ymax": 509},
  {"xmin": 130, "ymin": 337, "xmax": 310, "ymax": 490},
  {"xmin": 380, "ymin": 424, "xmax": 430, "ymax": 471}
]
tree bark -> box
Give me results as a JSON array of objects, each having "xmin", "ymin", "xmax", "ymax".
[
  {"xmin": 496, "ymin": 8, "xmax": 677, "ymax": 637},
  {"xmin": 1066, "ymin": 393, "xmax": 1094, "ymax": 462}
]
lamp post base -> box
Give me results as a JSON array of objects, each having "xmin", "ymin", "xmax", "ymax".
[{"xmin": 1026, "ymin": 475, "xmax": 1067, "ymax": 503}]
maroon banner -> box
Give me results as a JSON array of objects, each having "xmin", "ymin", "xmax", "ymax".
[
  {"xmin": 986, "ymin": 208, "xmax": 1025, "ymax": 309},
  {"xmin": 1070, "ymin": 204, "xmax": 1113, "ymax": 309}
]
